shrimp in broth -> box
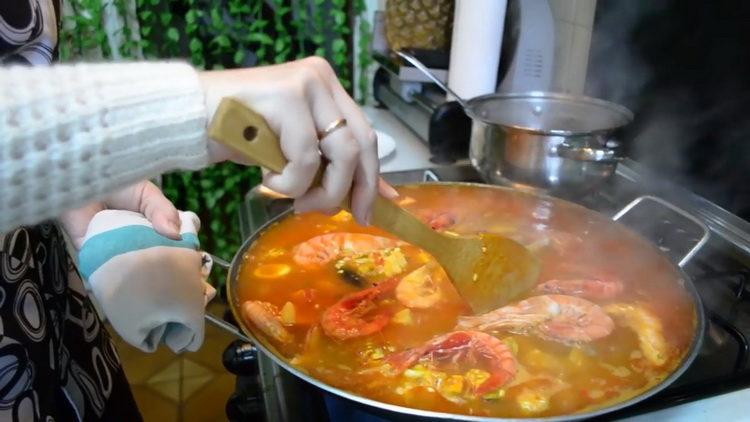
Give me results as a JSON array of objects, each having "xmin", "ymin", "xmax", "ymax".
[{"xmin": 236, "ymin": 185, "xmax": 697, "ymax": 418}]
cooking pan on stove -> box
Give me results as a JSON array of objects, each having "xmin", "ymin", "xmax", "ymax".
[
  {"xmin": 205, "ymin": 183, "xmax": 709, "ymax": 421},
  {"xmin": 397, "ymin": 51, "xmax": 633, "ymax": 198}
]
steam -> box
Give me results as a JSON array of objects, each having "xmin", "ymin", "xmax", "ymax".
[
  {"xmin": 585, "ymin": 1, "xmax": 667, "ymax": 108},
  {"xmin": 585, "ymin": 1, "xmax": 689, "ymax": 182},
  {"xmin": 584, "ymin": 1, "xmax": 750, "ymax": 218},
  {"xmin": 628, "ymin": 89, "xmax": 695, "ymax": 183}
]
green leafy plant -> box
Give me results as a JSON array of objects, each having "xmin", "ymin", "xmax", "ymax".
[
  {"xmin": 59, "ymin": 0, "xmax": 109, "ymax": 60},
  {"xmin": 354, "ymin": 0, "xmax": 373, "ymax": 103},
  {"xmin": 59, "ymin": 0, "xmax": 372, "ymax": 286}
]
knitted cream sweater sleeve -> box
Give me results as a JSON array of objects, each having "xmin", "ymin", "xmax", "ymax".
[{"xmin": 0, "ymin": 61, "xmax": 210, "ymax": 233}]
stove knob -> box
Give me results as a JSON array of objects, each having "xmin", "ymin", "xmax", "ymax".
[
  {"xmin": 223, "ymin": 339, "xmax": 260, "ymax": 376},
  {"xmin": 226, "ymin": 392, "xmax": 265, "ymax": 421}
]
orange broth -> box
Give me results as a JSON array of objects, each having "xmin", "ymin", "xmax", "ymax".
[{"xmin": 236, "ymin": 184, "xmax": 697, "ymax": 418}]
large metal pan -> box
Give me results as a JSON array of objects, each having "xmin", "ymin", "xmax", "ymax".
[{"xmin": 206, "ymin": 183, "xmax": 709, "ymax": 421}]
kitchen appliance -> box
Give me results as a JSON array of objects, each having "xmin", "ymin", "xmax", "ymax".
[
  {"xmin": 222, "ymin": 157, "xmax": 750, "ymax": 421},
  {"xmin": 396, "ymin": 51, "xmax": 633, "ymax": 196},
  {"xmin": 372, "ymin": 0, "xmax": 596, "ymax": 164},
  {"xmin": 373, "ymin": 53, "xmax": 468, "ymax": 164}
]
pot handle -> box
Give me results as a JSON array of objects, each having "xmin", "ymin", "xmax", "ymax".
[
  {"xmin": 395, "ymin": 51, "xmax": 471, "ymax": 110},
  {"xmin": 555, "ymin": 141, "xmax": 621, "ymax": 163},
  {"xmin": 204, "ymin": 254, "xmax": 254, "ymax": 343},
  {"xmin": 612, "ymin": 195, "xmax": 710, "ymax": 268}
]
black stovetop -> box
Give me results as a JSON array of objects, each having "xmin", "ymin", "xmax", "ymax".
[{"xmin": 232, "ymin": 162, "xmax": 750, "ymax": 421}]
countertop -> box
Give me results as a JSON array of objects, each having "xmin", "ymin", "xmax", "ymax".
[
  {"xmin": 364, "ymin": 106, "xmax": 435, "ymax": 173},
  {"xmin": 621, "ymin": 388, "xmax": 750, "ymax": 421}
]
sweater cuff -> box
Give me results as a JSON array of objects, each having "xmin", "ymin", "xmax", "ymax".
[{"xmin": 85, "ymin": 60, "xmax": 211, "ymax": 173}]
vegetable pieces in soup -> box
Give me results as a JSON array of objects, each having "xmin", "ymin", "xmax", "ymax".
[{"xmin": 237, "ymin": 185, "xmax": 697, "ymax": 418}]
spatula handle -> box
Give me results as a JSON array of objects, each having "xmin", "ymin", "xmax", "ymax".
[
  {"xmin": 208, "ymin": 97, "xmax": 323, "ymax": 185},
  {"xmin": 207, "ymin": 98, "xmax": 441, "ymax": 252},
  {"xmin": 208, "ymin": 98, "xmax": 286, "ymax": 173}
]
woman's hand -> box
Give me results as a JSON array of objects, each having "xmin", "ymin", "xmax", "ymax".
[
  {"xmin": 61, "ymin": 180, "xmax": 180, "ymax": 249},
  {"xmin": 199, "ymin": 57, "xmax": 397, "ymax": 226}
]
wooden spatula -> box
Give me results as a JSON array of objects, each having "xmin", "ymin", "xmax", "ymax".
[{"xmin": 207, "ymin": 98, "xmax": 540, "ymax": 314}]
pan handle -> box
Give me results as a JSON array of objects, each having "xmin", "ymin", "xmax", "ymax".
[
  {"xmin": 555, "ymin": 142, "xmax": 621, "ymax": 163},
  {"xmin": 612, "ymin": 195, "xmax": 710, "ymax": 268},
  {"xmin": 203, "ymin": 254, "xmax": 254, "ymax": 343},
  {"xmin": 209, "ymin": 254, "xmax": 231, "ymax": 270},
  {"xmin": 205, "ymin": 313, "xmax": 252, "ymax": 343},
  {"xmin": 395, "ymin": 51, "xmax": 471, "ymax": 110}
]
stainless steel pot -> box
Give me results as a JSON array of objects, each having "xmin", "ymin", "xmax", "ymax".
[
  {"xmin": 467, "ymin": 92, "xmax": 633, "ymax": 195},
  {"xmin": 396, "ymin": 52, "xmax": 633, "ymax": 196},
  {"xmin": 206, "ymin": 184, "xmax": 709, "ymax": 422}
]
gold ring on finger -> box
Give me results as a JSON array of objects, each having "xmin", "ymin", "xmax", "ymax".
[{"xmin": 317, "ymin": 118, "xmax": 347, "ymax": 140}]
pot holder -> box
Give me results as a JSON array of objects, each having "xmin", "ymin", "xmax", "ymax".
[{"xmin": 78, "ymin": 209, "xmax": 216, "ymax": 353}]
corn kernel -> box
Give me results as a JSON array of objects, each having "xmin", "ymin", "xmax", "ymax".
[
  {"xmin": 614, "ymin": 366, "xmax": 631, "ymax": 377},
  {"xmin": 517, "ymin": 389, "xmax": 549, "ymax": 413},
  {"xmin": 392, "ymin": 309, "xmax": 413, "ymax": 325},
  {"xmin": 397, "ymin": 196, "xmax": 416, "ymax": 206},
  {"xmin": 482, "ymin": 389, "xmax": 506, "ymax": 401},
  {"xmin": 369, "ymin": 348, "xmax": 385, "ymax": 360},
  {"xmin": 464, "ymin": 369, "xmax": 490, "ymax": 389},
  {"xmin": 438, "ymin": 375, "xmax": 465, "ymax": 397},
  {"xmin": 331, "ymin": 210, "xmax": 353, "ymax": 222},
  {"xmin": 501, "ymin": 337, "xmax": 519, "ymax": 355},
  {"xmin": 403, "ymin": 368, "xmax": 424, "ymax": 379},
  {"xmin": 280, "ymin": 301, "xmax": 295, "ymax": 325},
  {"xmin": 416, "ymin": 251, "xmax": 433, "ymax": 264}
]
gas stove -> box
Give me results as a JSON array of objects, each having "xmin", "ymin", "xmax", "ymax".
[{"xmin": 222, "ymin": 160, "xmax": 750, "ymax": 421}]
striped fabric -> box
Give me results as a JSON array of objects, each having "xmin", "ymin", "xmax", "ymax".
[{"xmin": 78, "ymin": 210, "xmax": 216, "ymax": 353}]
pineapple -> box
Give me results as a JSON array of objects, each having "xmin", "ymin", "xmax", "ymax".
[{"xmin": 385, "ymin": 0, "xmax": 454, "ymax": 51}]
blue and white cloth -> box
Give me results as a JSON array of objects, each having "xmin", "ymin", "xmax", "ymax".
[{"xmin": 78, "ymin": 210, "xmax": 216, "ymax": 353}]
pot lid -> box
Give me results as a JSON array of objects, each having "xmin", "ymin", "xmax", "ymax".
[{"xmin": 467, "ymin": 91, "xmax": 634, "ymax": 135}]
